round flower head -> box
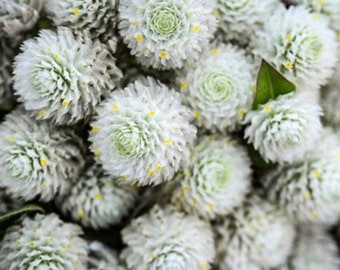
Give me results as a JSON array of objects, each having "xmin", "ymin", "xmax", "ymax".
[
  {"xmin": 244, "ymin": 91, "xmax": 322, "ymax": 164},
  {"xmin": 253, "ymin": 5, "xmax": 338, "ymax": 89},
  {"xmin": 216, "ymin": 0, "xmax": 279, "ymax": 45},
  {"xmin": 171, "ymin": 136, "xmax": 251, "ymax": 220},
  {"xmin": 88, "ymin": 241, "xmax": 126, "ymax": 270},
  {"xmin": 44, "ymin": 0, "xmax": 117, "ymax": 41},
  {"xmin": 0, "ymin": 0, "xmax": 43, "ymax": 39},
  {"xmin": 118, "ymin": 0, "xmax": 217, "ymax": 69},
  {"xmin": 276, "ymin": 226, "xmax": 339, "ymax": 270},
  {"xmin": 215, "ymin": 195, "xmax": 295, "ymax": 270},
  {"xmin": 13, "ymin": 27, "xmax": 122, "ymax": 125},
  {"xmin": 290, "ymin": 0, "xmax": 340, "ymax": 33},
  {"xmin": 121, "ymin": 205, "xmax": 215, "ymax": 270},
  {"xmin": 0, "ymin": 213, "xmax": 88, "ymax": 269},
  {"xmin": 89, "ymin": 77, "xmax": 196, "ymax": 186},
  {"xmin": 262, "ymin": 128, "xmax": 340, "ymax": 226},
  {"xmin": 57, "ymin": 163, "xmax": 138, "ymax": 229},
  {"xmin": 0, "ymin": 109, "xmax": 85, "ymax": 202},
  {"xmin": 0, "ymin": 38, "xmax": 15, "ymax": 107},
  {"xmin": 177, "ymin": 43, "xmax": 255, "ymax": 132}
]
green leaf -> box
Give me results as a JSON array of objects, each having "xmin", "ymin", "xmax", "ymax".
[
  {"xmin": 247, "ymin": 144, "xmax": 276, "ymax": 169},
  {"xmin": 253, "ymin": 59, "xmax": 296, "ymax": 109},
  {"xmin": 0, "ymin": 204, "xmax": 44, "ymax": 229}
]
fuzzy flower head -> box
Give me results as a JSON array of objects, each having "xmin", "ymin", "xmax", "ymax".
[
  {"xmin": 0, "ymin": 213, "xmax": 88, "ymax": 269},
  {"xmin": 215, "ymin": 195, "xmax": 295, "ymax": 270},
  {"xmin": 44, "ymin": 0, "xmax": 117, "ymax": 41},
  {"xmin": 0, "ymin": 0, "xmax": 43, "ymax": 38},
  {"xmin": 13, "ymin": 27, "xmax": 122, "ymax": 125},
  {"xmin": 244, "ymin": 91, "xmax": 322, "ymax": 164},
  {"xmin": 253, "ymin": 5, "xmax": 338, "ymax": 89},
  {"xmin": 216, "ymin": 0, "xmax": 279, "ymax": 44},
  {"xmin": 0, "ymin": 109, "xmax": 85, "ymax": 202},
  {"xmin": 121, "ymin": 205, "xmax": 215, "ymax": 270},
  {"xmin": 89, "ymin": 77, "xmax": 196, "ymax": 186},
  {"xmin": 118, "ymin": 0, "xmax": 217, "ymax": 69},
  {"xmin": 0, "ymin": 38, "xmax": 15, "ymax": 107},
  {"xmin": 177, "ymin": 43, "xmax": 255, "ymax": 132},
  {"xmin": 171, "ymin": 136, "xmax": 251, "ymax": 220},
  {"xmin": 57, "ymin": 163, "xmax": 138, "ymax": 229},
  {"xmin": 263, "ymin": 128, "xmax": 340, "ymax": 226},
  {"xmin": 276, "ymin": 226, "xmax": 339, "ymax": 270},
  {"xmin": 290, "ymin": 0, "xmax": 340, "ymax": 33}
]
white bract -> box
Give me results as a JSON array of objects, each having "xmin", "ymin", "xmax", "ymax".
[
  {"xmin": 89, "ymin": 77, "xmax": 196, "ymax": 186},
  {"xmin": 118, "ymin": 0, "xmax": 217, "ymax": 69}
]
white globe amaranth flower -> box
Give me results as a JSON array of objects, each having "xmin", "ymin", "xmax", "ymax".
[
  {"xmin": 215, "ymin": 195, "xmax": 295, "ymax": 270},
  {"xmin": 13, "ymin": 27, "xmax": 122, "ymax": 125},
  {"xmin": 88, "ymin": 241, "xmax": 126, "ymax": 270},
  {"xmin": 216, "ymin": 0, "xmax": 279, "ymax": 45},
  {"xmin": 57, "ymin": 163, "xmax": 138, "ymax": 229},
  {"xmin": 0, "ymin": 109, "xmax": 85, "ymax": 202},
  {"xmin": 176, "ymin": 43, "xmax": 255, "ymax": 132},
  {"xmin": 89, "ymin": 77, "xmax": 196, "ymax": 186},
  {"xmin": 0, "ymin": 38, "xmax": 15, "ymax": 107},
  {"xmin": 118, "ymin": 0, "xmax": 217, "ymax": 69},
  {"xmin": 44, "ymin": 0, "xmax": 117, "ymax": 41},
  {"xmin": 275, "ymin": 226, "xmax": 339, "ymax": 270},
  {"xmin": 244, "ymin": 91, "xmax": 322, "ymax": 164},
  {"xmin": 121, "ymin": 205, "xmax": 215, "ymax": 270},
  {"xmin": 0, "ymin": 0, "xmax": 43, "ymax": 38},
  {"xmin": 262, "ymin": 128, "xmax": 340, "ymax": 226},
  {"xmin": 253, "ymin": 5, "xmax": 338, "ymax": 89},
  {"xmin": 171, "ymin": 136, "xmax": 251, "ymax": 220},
  {"xmin": 0, "ymin": 213, "xmax": 89, "ymax": 269},
  {"xmin": 290, "ymin": 0, "xmax": 340, "ymax": 33}
]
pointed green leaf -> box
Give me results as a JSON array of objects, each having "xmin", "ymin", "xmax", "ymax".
[{"xmin": 253, "ymin": 59, "xmax": 296, "ymax": 109}]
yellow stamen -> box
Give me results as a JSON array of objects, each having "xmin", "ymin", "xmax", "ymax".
[
  {"xmin": 213, "ymin": 10, "xmax": 220, "ymax": 18},
  {"xmin": 200, "ymin": 261, "xmax": 208, "ymax": 269},
  {"xmin": 94, "ymin": 150, "xmax": 101, "ymax": 157},
  {"xmin": 91, "ymin": 126, "xmax": 99, "ymax": 132},
  {"xmin": 159, "ymin": 51, "xmax": 168, "ymax": 58},
  {"xmin": 165, "ymin": 138, "xmax": 173, "ymax": 145},
  {"xmin": 77, "ymin": 209, "xmax": 84, "ymax": 218},
  {"xmin": 9, "ymin": 136, "xmax": 15, "ymax": 142},
  {"xmin": 112, "ymin": 104, "xmax": 119, "ymax": 111},
  {"xmin": 29, "ymin": 241, "xmax": 35, "ymax": 248},
  {"xmin": 194, "ymin": 110, "xmax": 201, "ymax": 119},
  {"xmin": 313, "ymin": 170, "xmax": 321, "ymax": 178},
  {"xmin": 311, "ymin": 211, "xmax": 318, "ymax": 220},
  {"xmin": 156, "ymin": 164, "xmax": 163, "ymax": 171},
  {"xmin": 40, "ymin": 158, "xmax": 48, "ymax": 166},
  {"xmin": 191, "ymin": 198, "xmax": 197, "ymax": 206},
  {"xmin": 182, "ymin": 185, "xmax": 190, "ymax": 192},
  {"xmin": 208, "ymin": 203, "xmax": 214, "ymax": 211},
  {"xmin": 284, "ymin": 61, "xmax": 293, "ymax": 69},
  {"xmin": 285, "ymin": 34, "xmax": 292, "ymax": 41},
  {"xmin": 135, "ymin": 35, "xmax": 144, "ymax": 42},
  {"xmin": 62, "ymin": 100, "xmax": 69, "ymax": 106},
  {"xmin": 303, "ymin": 192, "xmax": 311, "ymax": 200},
  {"xmin": 148, "ymin": 111, "xmax": 155, "ymax": 118},
  {"xmin": 238, "ymin": 108, "xmax": 246, "ymax": 117},
  {"xmin": 151, "ymin": 252, "xmax": 157, "ymax": 259},
  {"xmin": 148, "ymin": 169, "xmax": 154, "ymax": 176},
  {"xmin": 317, "ymin": 0, "xmax": 324, "ymax": 5},
  {"xmin": 192, "ymin": 24, "xmax": 201, "ymax": 32},
  {"xmin": 263, "ymin": 105, "xmax": 271, "ymax": 112},
  {"xmin": 54, "ymin": 53, "xmax": 60, "ymax": 60},
  {"xmin": 38, "ymin": 110, "xmax": 46, "ymax": 117},
  {"xmin": 72, "ymin": 8, "xmax": 80, "ymax": 15},
  {"xmin": 121, "ymin": 175, "xmax": 127, "ymax": 181},
  {"xmin": 93, "ymin": 192, "xmax": 102, "ymax": 200},
  {"xmin": 180, "ymin": 81, "xmax": 188, "ymax": 89},
  {"xmin": 212, "ymin": 49, "xmax": 219, "ymax": 56}
]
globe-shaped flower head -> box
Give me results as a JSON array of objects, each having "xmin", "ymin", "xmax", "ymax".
[
  {"xmin": 57, "ymin": 163, "xmax": 138, "ymax": 229},
  {"xmin": 216, "ymin": 0, "xmax": 279, "ymax": 44},
  {"xmin": 118, "ymin": 0, "xmax": 217, "ymax": 69},
  {"xmin": 121, "ymin": 205, "xmax": 215, "ymax": 270},
  {"xmin": 0, "ymin": 213, "xmax": 88, "ymax": 269},
  {"xmin": 13, "ymin": 27, "xmax": 122, "ymax": 125},
  {"xmin": 89, "ymin": 77, "xmax": 196, "ymax": 186},
  {"xmin": 244, "ymin": 91, "xmax": 322, "ymax": 164},
  {"xmin": 44, "ymin": 0, "xmax": 117, "ymax": 41},
  {"xmin": 177, "ymin": 43, "xmax": 255, "ymax": 132},
  {"xmin": 262, "ymin": 128, "xmax": 340, "ymax": 226},
  {"xmin": 215, "ymin": 195, "xmax": 295, "ymax": 270},
  {"xmin": 0, "ymin": 109, "xmax": 85, "ymax": 202},
  {"xmin": 171, "ymin": 136, "xmax": 251, "ymax": 220},
  {"xmin": 253, "ymin": 5, "xmax": 337, "ymax": 89}
]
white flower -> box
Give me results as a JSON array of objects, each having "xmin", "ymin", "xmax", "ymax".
[
  {"xmin": 118, "ymin": 0, "xmax": 217, "ymax": 69},
  {"xmin": 0, "ymin": 0, "xmax": 43, "ymax": 38},
  {"xmin": 88, "ymin": 241, "xmax": 126, "ymax": 270},
  {"xmin": 216, "ymin": 0, "xmax": 279, "ymax": 45},
  {"xmin": 215, "ymin": 195, "xmax": 295, "ymax": 270},
  {"xmin": 44, "ymin": 0, "xmax": 117, "ymax": 41},
  {"xmin": 89, "ymin": 77, "xmax": 196, "ymax": 186},
  {"xmin": 253, "ymin": 5, "xmax": 338, "ymax": 89},
  {"xmin": 0, "ymin": 213, "xmax": 88, "ymax": 269},
  {"xmin": 171, "ymin": 136, "xmax": 251, "ymax": 220},
  {"xmin": 244, "ymin": 91, "xmax": 322, "ymax": 164},
  {"xmin": 57, "ymin": 163, "xmax": 138, "ymax": 229},
  {"xmin": 290, "ymin": 0, "xmax": 340, "ymax": 33},
  {"xmin": 121, "ymin": 205, "xmax": 215, "ymax": 270},
  {"xmin": 262, "ymin": 128, "xmax": 340, "ymax": 226},
  {"xmin": 276, "ymin": 226, "xmax": 339, "ymax": 270},
  {"xmin": 0, "ymin": 109, "xmax": 85, "ymax": 202},
  {"xmin": 0, "ymin": 38, "xmax": 15, "ymax": 107},
  {"xmin": 176, "ymin": 43, "xmax": 255, "ymax": 132},
  {"xmin": 13, "ymin": 27, "xmax": 122, "ymax": 125}
]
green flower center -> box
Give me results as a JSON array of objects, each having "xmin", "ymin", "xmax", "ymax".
[
  {"xmin": 148, "ymin": 5, "xmax": 184, "ymax": 40},
  {"xmin": 200, "ymin": 72, "xmax": 234, "ymax": 104}
]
